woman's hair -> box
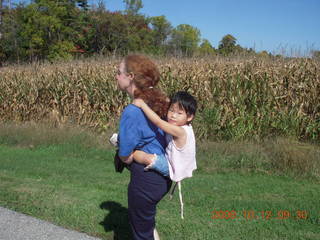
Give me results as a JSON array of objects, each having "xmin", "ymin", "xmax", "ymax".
[{"xmin": 123, "ymin": 54, "xmax": 169, "ymax": 118}]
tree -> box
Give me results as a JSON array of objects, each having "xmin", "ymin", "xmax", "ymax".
[
  {"xmin": 218, "ymin": 34, "xmax": 237, "ymax": 55},
  {"xmin": 0, "ymin": 0, "xmax": 6, "ymax": 62},
  {"xmin": 198, "ymin": 39, "xmax": 215, "ymax": 56},
  {"xmin": 258, "ymin": 50, "xmax": 271, "ymax": 58},
  {"xmin": 87, "ymin": 10, "xmax": 153, "ymax": 55},
  {"xmin": 0, "ymin": 0, "xmax": 3, "ymax": 39},
  {"xmin": 311, "ymin": 50, "xmax": 320, "ymax": 60},
  {"xmin": 123, "ymin": 0, "xmax": 143, "ymax": 15},
  {"xmin": 149, "ymin": 15, "xmax": 172, "ymax": 53},
  {"xmin": 14, "ymin": 0, "xmax": 87, "ymax": 61},
  {"xmin": 0, "ymin": 0, "xmax": 7, "ymax": 40},
  {"xmin": 77, "ymin": 0, "xmax": 89, "ymax": 10},
  {"xmin": 0, "ymin": 3, "xmax": 28, "ymax": 62},
  {"xmin": 170, "ymin": 24, "xmax": 201, "ymax": 56}
]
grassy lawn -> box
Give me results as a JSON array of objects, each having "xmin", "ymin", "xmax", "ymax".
[{"xmin": 0, "ymin": 138, "xmax": 319, "ymax": 240}]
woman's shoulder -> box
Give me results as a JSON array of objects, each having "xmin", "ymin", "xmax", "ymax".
[
  {"xmin": 122, "ymin": 104, "xmax": 143, "ymax": 116},
  {"xmin": 121, "ymin": 104, "xmax": 145, "ymax": 123}
]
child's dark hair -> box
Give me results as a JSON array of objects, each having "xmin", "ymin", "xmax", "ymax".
[{"xmin": 170, "ymin": 91, "xmax": 197, "ymax": 117}]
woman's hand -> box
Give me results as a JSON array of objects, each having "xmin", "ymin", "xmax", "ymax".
[{"xmin": 132, "ymin": 98, "xmax": 145, "ymax": 108}]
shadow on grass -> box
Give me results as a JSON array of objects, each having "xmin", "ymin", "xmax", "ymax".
[{"xmin": 99, "ymin": 201, "xmax": 132, "ymax": 240}]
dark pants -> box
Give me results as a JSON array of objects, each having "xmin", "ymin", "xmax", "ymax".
[{"xmin": 128, "ymin": 162, "xmax": 172, "ymax": 240}]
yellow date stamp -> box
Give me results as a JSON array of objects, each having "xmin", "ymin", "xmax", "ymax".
[{"xmin": 211, "ymin": 210, "xmax": 308, "ymax": 220}]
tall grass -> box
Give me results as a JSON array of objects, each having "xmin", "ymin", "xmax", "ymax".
[
  {"xmin": 0, "ymin": 123, "xmax": 319, "ymax": 180},
  {"xmin": 0, "ymin": 56, "xmax": 319, "ymax": 141}
]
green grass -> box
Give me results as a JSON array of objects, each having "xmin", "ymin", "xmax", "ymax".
[{"xmin": 0, "ymin": 123, "xmax": 319, "ymax": 239}]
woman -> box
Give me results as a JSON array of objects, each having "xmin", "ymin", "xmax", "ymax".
[{"xmin": 115, "ymin": 54, "xmax": 172, "ymax": 240}]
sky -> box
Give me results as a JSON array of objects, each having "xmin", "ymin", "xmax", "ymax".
[{"xmin": 94, "ymin": 0, "xmax": 320, "ymax": 56}]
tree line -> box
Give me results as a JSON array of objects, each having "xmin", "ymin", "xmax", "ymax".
[{"xmin": 0, "ymin": 0, "xmax": 278, "ymax": 63}]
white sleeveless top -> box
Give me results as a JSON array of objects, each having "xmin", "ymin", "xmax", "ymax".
[{"xmin": 165, "ymin": 125, "xmax": 197, "ymax": 182}]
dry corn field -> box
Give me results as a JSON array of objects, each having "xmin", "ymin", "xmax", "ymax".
[{"xmin": 0, "ymin": 57, "xmax": 319, "ymax": 141}]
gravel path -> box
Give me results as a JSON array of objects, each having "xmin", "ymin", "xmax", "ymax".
[{"xmin": 0, "ymin": 207, "xmax": 101, "ymax": 240}]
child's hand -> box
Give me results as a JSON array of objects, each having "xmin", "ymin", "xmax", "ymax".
[{"xmin": 132, "ymin": 98, "xmax": 145, "ymax": 108}]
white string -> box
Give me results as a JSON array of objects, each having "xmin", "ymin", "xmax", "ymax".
[
  {"xmin": 178, "ymin": 181, "xmax": 184, "ymax": 219},
  {"xmin": 169, "ymin": 181, "xmax": 184, "ymax": 219}
]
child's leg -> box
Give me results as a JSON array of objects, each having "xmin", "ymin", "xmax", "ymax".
[
  {"xmin": 145, "ymin": 154, "xmax": 169, "ymax": 176},
  {"xmin": 133, "ymin": 150, "xmax": 156, "ymax": 165}
]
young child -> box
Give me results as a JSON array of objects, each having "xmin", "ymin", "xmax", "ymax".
[
  {"xmin": 110, "ymin": 91, "xmax": 197, "ymax": 178},
  {"xmin": 132, "ymin": 91, "xmax": 197, "ymax": 179},
  {"xmin": 132, "ymin": 91, "xmax": 197, "ymax": 219}
]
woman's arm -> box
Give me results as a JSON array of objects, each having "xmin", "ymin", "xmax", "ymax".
[
  {"xmin": 118, "ymin": 106, "xmax": 142, "ymax": 161},
  {"xmin": 119, "ymin": 153, "xmax": 134, "ymax": 164},
  {"xmin": 133, "ymin": 99, "xmax": 185, "ymax": 138}
]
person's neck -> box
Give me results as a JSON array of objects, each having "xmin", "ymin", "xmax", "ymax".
[{"xmin": 126, "ymin": 84, "xmax": 136, "ymax": 99}]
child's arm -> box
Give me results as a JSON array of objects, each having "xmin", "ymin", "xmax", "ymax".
[{"xmin": 133, "ymin": 99, "xmax": 185, "ymax": 138}]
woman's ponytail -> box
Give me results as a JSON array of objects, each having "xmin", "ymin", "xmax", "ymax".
[
  {"xmin": 134, "ymin": 88, "xmax": 169, "ymax": 119},
  {"xmin": 124, "ymin": 55, "xmax": 169, "ymax": 118}
]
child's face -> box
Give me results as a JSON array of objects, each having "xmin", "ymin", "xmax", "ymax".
[{"xmin": 167, "ymin": 103, "xmax": 194, "ymax": 126}]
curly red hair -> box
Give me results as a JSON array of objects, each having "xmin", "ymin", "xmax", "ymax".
[{"xmin": 123, "ymin": 54, "xmax": 169, "ymax": 118}]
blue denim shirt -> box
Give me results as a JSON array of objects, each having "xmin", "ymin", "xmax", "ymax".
[{"xmin": 118, "ymin": 104, "xmax": 166, "ymax": 157}]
